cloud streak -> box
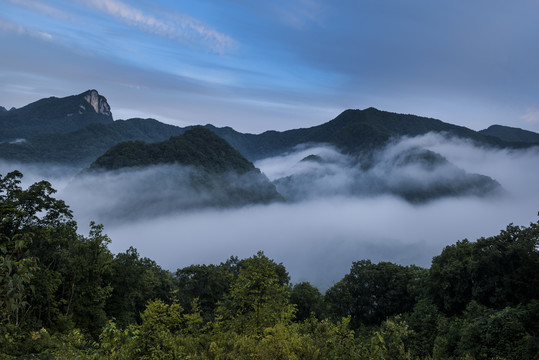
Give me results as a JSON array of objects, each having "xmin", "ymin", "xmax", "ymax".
[
  {"xmin": 6, "ymin": 0, "xmax": 67, "ymax": 20},
  {"xmin": 0, "ymin": 19, "xmax": 52, "ymax": 40},
  {"xmin": 86, "ymin": 0, "xmax": 234, "ymax": 53}
]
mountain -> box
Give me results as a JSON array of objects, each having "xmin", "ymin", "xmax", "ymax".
[
  {"xmin": 89, "ymin": 126, "xmax": 255, "ymax": 173},
  {"xmin": 479, "ymin": 125, "xmax": 539, "ymax": 144},
  {"xmin": 0, "ymin": 106, "xmax": 7, "ymax": 113},
  {"xmin": 0, "ymin": 118, "xmax": 184, "ymax": 166},
  {"xmin": 0, "ymin": 89, "xmax": 113, "ymax": 142},
  {"xmin": 272, "ymin": 146, "xmax": 501, "ymax": 203},
  {"xmin": 207, "ymin": 108, "xmax": 523, "ymax": 161},
  {"xmin": 1, "ymin": 91, "xmax": 535, "ymax": 167},
  {"xmin": 82, "ymin": 127, "xmax": 283, "ymax": 219}
]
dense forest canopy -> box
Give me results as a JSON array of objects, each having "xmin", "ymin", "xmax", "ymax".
[{"xmin": 1, "ymin": 170, "xmax": 538, "ymax": 359}]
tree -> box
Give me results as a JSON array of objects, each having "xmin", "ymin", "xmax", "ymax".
[
  {"xmin": 325, "ymin": 260, "xmax": 425, "ymax": 328},
  {"xmin": 106, "ymin": 247, "xmax": 173, "ymax": 326},
  {"xmin": 0, "ymin": 171, "xmax": 72, "ymax": 329},
  {"xmin": 216, "ymin": 251, "xmax": 294, "ymax": 336},
  {"xmin": 174, "ymin": 263, "xmax": 233, "ymax": 321},
  {"xmin": 290, "ymin": 281, "xmax": 324, "ymax": 321},
  {"xmin": 429, "ymin": 219, "xmax": 539, "ymax": 315}
]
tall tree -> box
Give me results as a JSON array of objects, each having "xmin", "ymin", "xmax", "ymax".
[{"xmin": 325, "ymin": 260, "xmax": 426, "ymax": 328}]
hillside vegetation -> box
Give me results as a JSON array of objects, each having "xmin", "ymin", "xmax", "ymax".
[{"xmin": 1, "ymin": 171, "xmax": 538, "ymax": 359}]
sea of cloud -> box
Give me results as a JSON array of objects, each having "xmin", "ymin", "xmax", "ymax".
[{"xmin": 1, "ymin": 133, "xmax": 538, "ymax": 290}]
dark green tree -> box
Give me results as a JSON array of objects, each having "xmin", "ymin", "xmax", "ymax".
[
  {"xmin": 216, "ymin": 251, "xmax": 294, "ymax": 336},
  {"xmin": 290, "ymin": 281, "xmax": 324, "ymax": 321},
  {"xmin": 106, "ymin": 247, "xmax": 173, "ymax": 326},
  {"xmin": 175, "ymin": 263, "xmax": 233, "ymax": 321},
  {"xmin": 325, "ymin": 260, "xmax": 425, "ymax": 328},
  {"xmin": 429, "ymin": 219, "xmax": 539, "ymax": 315}
]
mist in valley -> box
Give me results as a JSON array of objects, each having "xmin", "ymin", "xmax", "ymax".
[{"xmin": 1, "ymin": 133, "xmax": 538, "ymax": 290}]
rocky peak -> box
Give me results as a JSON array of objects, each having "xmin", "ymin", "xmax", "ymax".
[{"xmin": 82, "ymin": 89, "xmax": 112, "ymax": 117}]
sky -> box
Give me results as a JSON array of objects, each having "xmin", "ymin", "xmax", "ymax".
[{"xmin": 1, "ymin": 0, "xmax": 539, "ymax": 134}]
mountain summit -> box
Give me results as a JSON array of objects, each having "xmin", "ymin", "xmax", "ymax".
[
  {"xmin": 81, "ymin": 89, "xmax": 112, "ymax": 117},
  {"xmin": 0, "ymin": 89, "xmax": 113, "ymax": 142}
]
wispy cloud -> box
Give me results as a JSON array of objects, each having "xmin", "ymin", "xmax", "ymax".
[
  {"xmin": 0, "ymin": 19, "xmax": 52, "ymax": 40},
  {"xmin": 275, "ymin": 0, "xmax": 325, "ymax": 29},
  {"xmin": 6, "ymin": 0, "xmax": 67, "ymax": 19},
  {"xmin": 522, "ymin": 107, "xmax": 539, "ymax": 124},
  {"xmin": 86, "ymin": 0, "xmax": 235, "ymax": 53}
]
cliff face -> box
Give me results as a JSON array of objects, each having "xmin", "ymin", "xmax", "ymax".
[{"xmin": 83, "ymin": 89, "xmax": 112, "ymax": 116}]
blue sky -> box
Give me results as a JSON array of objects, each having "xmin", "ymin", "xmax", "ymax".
[{"xmin": 1, "ymin": 0, "xmax": 539, "ymax": 133}]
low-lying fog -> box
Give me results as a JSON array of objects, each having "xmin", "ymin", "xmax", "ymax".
[{"xmin": 2, "ymin": 133, "xmax": 538, "ymax": 290}]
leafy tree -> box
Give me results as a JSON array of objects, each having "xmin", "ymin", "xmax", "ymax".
[
  {"xmin": 215, "ymin": 251, "xmax": 294, "ymax": 336},
  {"xmin": 290, "ymin": 281, "xmax": 325, "ymax": 321},
  {"xmin": 429, "ymin": 219, "xmax": 539, "ymax": 315},
  {"xmin": 106, "ymin": 247, "xmax": 173, "ymax": 326},
  {"xmin": 325, "ymin": 260, "xmax": 425, "ymax": 328},
  {"xmin": 174, "ymin": 263, "xmax": 233, "ymax": 321},
  {"xmin": 0, "ymin": 171, "xmax": 72, "ymax": 329}
]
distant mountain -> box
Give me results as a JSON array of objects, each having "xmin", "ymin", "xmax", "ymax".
[
  {"xmin": 2, "ymin": 91, "xmax": 535, "ymax": 167},
  {"xmin": 89, "ymin": 126, "xmax": 254, "ymax": 173},
  {"xmin": 272, "ymin": 146, "xmax": 500, "ymax": 203},
  {"xmin": 0, "ymin": 106, "xmax": 7, "ymax": 113},
  {"xmin": 0, "ymin": 118, "xmax": 184, "ymax": 166},
  {"xmin": 479, "ymin": 125, "xmax": 539, "ymax": 144},
  {"xmin": 1, "ymin": 90, "xmax": 530, "ymax": 206},
  {"xmin": 207, "ymin": 108, "xmax": 524, "ymax": 161},
  {"xmin": 0, "ymin": 89, "xmax": 112, "ymax": 142},
  {"xmin": 84, "ymin": 127, "xmax": 283, "ymax": 216}
]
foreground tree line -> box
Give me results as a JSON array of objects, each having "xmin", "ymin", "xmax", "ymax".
[{"xmin": 1, "ymin": 170, "xmax": 538, "ymax": 359}]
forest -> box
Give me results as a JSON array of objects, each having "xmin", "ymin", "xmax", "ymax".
[{"xmin": 1, "ymin": 170, "xmax": 538, "ymax": 359}]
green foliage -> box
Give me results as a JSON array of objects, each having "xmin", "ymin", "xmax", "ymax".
[
  {"xmin": 325, "ymin": 260, "xmax": 426, "ymax": 328},
  {"xmin": 1, "ymin": 169, "xmax": 538, "ymax": 359},
  {"xmin": 290, "ymin": 281, "xmax": 325, "ymax": 321},
  {"xmin": 430, "ymin": 221, "xmax": 539, "ymax": 315},
  {"xmin": 174, "ymin": 262, "xmax": 234, "ymax": 321},
  {"xmin": 106, "ymin": 247, "xmax": 173, "ymax": 326},
  {"xmin": 90, "ymin": 126, "xmax": 256, "ymax": 174},
  {"xmin": 216, "ymin": 251, "xmax": 295, "ymax": 337}
]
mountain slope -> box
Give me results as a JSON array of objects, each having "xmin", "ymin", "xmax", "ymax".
[
  {"xmin": 479, "ymin": 125, "xmax": 539, "ymax": 144},
  {"xmin": 81, "ymin": 127, "xmax": 283, "ymax": 219},
  {"xmin": 89, "ymin": 126, "xmax": 254, "ymax": 173},
  {"xmin": 0, "ymin": 89, "xmax": 113, "ymax": 142},
  {"xmin": 0, "ymin": 118, "xmax": 184, "ymax": 166},
  {"xmin": 1, "ymin": 91, "xmax": 536, "ymax": 170},
  {"xmin": 271, "ymin": 146, "xmax": 501, "ymax": 203},
  {"xmin": 207, "ymin": 108, "xmax": 520, "ymax": 161}
]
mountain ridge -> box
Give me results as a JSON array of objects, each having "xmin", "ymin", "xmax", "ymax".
[
  {"xmin": 89, "ymin": 126, "xmax": 255, "ymax": 174},
  {"xmin": 0, "ymin": 89, "xmax": 113, "ymax": 142},
  {"xmin": 479, "ymin": 124, "xmax": 539, "ymax": 144},
  {"xmin": 1, "ymin": 90, "xmax": 538, "ymax": 167}
]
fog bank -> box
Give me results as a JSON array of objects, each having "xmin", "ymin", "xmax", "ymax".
[{"xmin": 1, "ymin": 134, "xmax": 538, "ymax": 290}]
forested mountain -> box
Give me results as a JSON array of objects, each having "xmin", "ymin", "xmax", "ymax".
[
  {"xmin": 273, "ymin": 147, "xmax": 501, "ymax": 203},
  {"xmin": 0, "ymin": 118, "xmax": 184, "ymax": 165},
  {"xmin": 1, "ymin": 91, "xmax": 537, "ymax": 168},
  {"xmin": 480, "ymin": 124, "xmax": 539, "ymax": 144},
  {"xmin": 207, "ymin": 108, "xmax": 527, "ymax": 161},
  {"xmin": 0, "ymin": 90, "xmax": 113, "ymax": 142},
  {"xmin": 89, "ymin": 126, "xmax": 255, "ymax": 174},
  {"xmin": 81, "ymin": 127, "xmax": 283, "ymax": 219}
]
